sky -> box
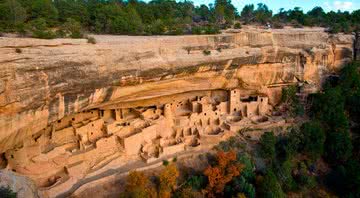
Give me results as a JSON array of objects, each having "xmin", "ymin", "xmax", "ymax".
[{"xmin": 175, "ymin": 0, "xmax": 360, "ymax": 13}]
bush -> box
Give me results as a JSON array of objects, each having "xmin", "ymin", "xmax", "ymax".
[
  {"xmin": 291, "ymin": 20, "xmax": 303, "ymax": 28},
  {"xmin": 15, "ymin": 48, "xmax": 22, "ymax": 53},
  {"xmin": 162, "ymin": 160, "xmax": 169, "ymax": 166},
  {"xmin": 191, "ymin": 26, "xmax": 203, "ymax": 34},
  {"xmin": 0, "ymin": 186, "xmax": 16, "ymax": 198},
  {"xmin": 204, "ymin": 25, "xmax": 220, "ymax": 34},
  {"xmin": 29, "ymin": 18, "xmax": 56, "ymax": 39},
  {"xmin": 234, "ymin": 22, "xmax": 242, "ymax": 29},
  {"xmin": 296, "ymin": 162, "xmax": 317, "ymax": 189},
  {"xmin": 273, "ymin": 22, "xmax": 284, "ymax": 29},
  {"xmin": 15, "ymin": 23, "xmax": 28, "ymax": 36},
  {"xmin": 215, "ymin": 136, "xmax": 244, "ymax": 152},
  {"xmin": 87, "ymin": 37, "xmax": 96, "ymax": 44},
  {"xmin": 60, "ymin": 18, "xmax": 83, "ymax": 38},
  {"xmin": 328, "ymin": 23, "xmax": 341, "ymax": 34},
  {"xmin": 225, "ymin": 176, "xmax": 255, "ymax": 198},
  {"xmin": 147, "ymin": 19, "xmax": 166, "ymax": 35},
  {"xmin": 276, "ymin": 160, "xmax": 298, "ymax": 192},
  {"xmin": 203, "ymin": 50, "xmax": 211, "ymax": 56},
  {"xmin": 185, "ymin": 175, "xmax": 207, "ymax": 190}
]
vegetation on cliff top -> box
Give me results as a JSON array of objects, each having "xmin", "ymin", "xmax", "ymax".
[{"xmin": 0, "ymin": 0, "xmax": 359, "ymax": 39}]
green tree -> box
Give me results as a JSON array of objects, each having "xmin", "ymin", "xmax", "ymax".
[
  {"xmin": 325, "ymin": 130, "xmax": 353, "ymax": 163},
  {"xmin": 214, "ymin": 0, "xmax": 236, "ymax": 25},
  {"xmin": 260, "ymin": 170, "xmax": 285, "ymax": 198},
  {"xmin": 54, "ymin": 0, "xmax": 89, "ymax": 25},
  {"xmin": 311, "ymin": 87, "xmax": 348, "ymax": 130},
  {"xmin": 254, "ymin": 3, "xmax": 272, "ymax": 24},
  {"xmin": 240, "ymin": 4, "xmax": 255, "ymax": 24},
  {"xmin": 60, "ymin": 18, "xmax": 83, "ymax": 38},
  {"xmin": 125, "ymin": 5, "xmax": 144, "ymax": 35},
  {"xmin": 31, "ymin": 0, "xmax": 58, "ymax": 25},
  {"xmin": 0, "ymin": 0, "xmax": 26, "ymax": 31},
  {"xmin": 307, "ymin": 7, "xmax": 326, "ymax": 26},
  {"xmin": 301, "ymin": 121, "xmax": 325, "ymax": 160},
  {"xmin": 288, "ymin": 7, "xmax": 305, "ymax": 25},
  {"xmin": 29, "ymin": 18, "xmax": 56, "ymax": 39},
  {"xmin": 94, "ymin": 3, "xmax": 124, "ymax": 33},
  {"xmin": 259, "ymin": 132, "xmax": 276, "ymax": 161},
  {"xmin": 273, "ymin": 160, "xmax": 297, "ymax": 192},
  {"xmin": 195, "ymin": 4, "xmax": 211, "ymax": 21},
  {"xmin": 277, "ymin": 128, "xmax": 302, "ymax": 161},
  {"xmin": 344, "ymin": 159, "xmax": 360, "ymax": 197}
]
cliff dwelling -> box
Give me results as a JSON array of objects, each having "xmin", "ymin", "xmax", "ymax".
[
  {"xmin": 0, "ymin": 26, "xmax": 357, "ymax": 197},
  {"xmin": 2, "ymin": 88, "xmax": 286, "ymax": 195}
]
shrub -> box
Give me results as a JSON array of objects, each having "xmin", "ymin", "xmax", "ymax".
[
  {"xmin": 15, "ymin": 23, "xmax": 27, "ymax": 36},
  {"xmin": 203, "ymin": 50, "xmax": 211, "ymax": 56},
  {"xmin": 124, "ymin": 171, "xmax": 157, "ymax": 198},
  {"xmin": 185, "ymin": 175, "xmax": 207, "ymax": 190},
  {"xmin": 148, "ymin": 19, "xmax": 166, "ymax": 35},
  {"xmin": 159, "ymin": 164, "xmax": 179, "ymax": 197},
  {"xmin": 61, "ymin": 18, "xmax": 83, "ymax": 38},
  {"xmin": 291, "ymin": 20, "xmax": 303, "ymax": 28},
  {"xmin": 204, "ymin": 25, "xmax": 220, "ymax": 34},
  {"xmin": 87, "ymin": 37, "xmax": 96, "ymax": 44},
  {"xmin": 0, "ymin": 186, "xmax": 16, "ymax": 198},
  {"xmin": 191, "ymin": 26, "xmax": 203, "ymax": 34},
  {"xmin": 328, "ymin": 23, "xmax": 341, "ymax": 34},
  {"xmin": 163, "ymin": 160, "xmax": 169, "ymax": 166},
  {"xmin": 225, "ymin": 176, "xmax": 255, "ymax": 198},
  {"xmin": 234, "ymin": 22, "xmax": 242, "ymax": 29},
  {"xmin": 15, "ymin": 48, "xmax": 22, "ymax": 53},
  {"xmin": 215, "ymin": 136, "xmax": 244, "ymax": 152},
  {"xmin": 273, "ymin": 22, "xmax": 284, "ymax": 29},
  {"xmin": 29, "ymin": 18, "xmax": 56, "ymax": 39}
]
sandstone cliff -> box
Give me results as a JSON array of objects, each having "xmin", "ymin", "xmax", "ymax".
[
  {"xmin": 0, "ymin": 28, "xmax": 354, "ymax": 152},
  {"xmin": 0, "ymin": 28, "xmax": 355, "ymax": 197}
]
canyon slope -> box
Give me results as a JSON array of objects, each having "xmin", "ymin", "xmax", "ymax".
[{"xmin": 0, "ymin": 28, "xmax": 355, "ymax": 197}]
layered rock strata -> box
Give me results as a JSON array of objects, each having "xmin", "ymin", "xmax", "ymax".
[{"xmin": 0, "ymin": 28, "xmax": 355, "ymax": 197}]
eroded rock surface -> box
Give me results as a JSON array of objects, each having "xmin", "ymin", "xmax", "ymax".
[
  {"xmin": 0, "ymin": 170, "xmax": 39, "ymax": 198},
  {"xmin": 0, "ymin": 28, "xmax": 355, "ymax": 197}
]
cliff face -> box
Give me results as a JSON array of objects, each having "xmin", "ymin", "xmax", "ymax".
[
  {"xmin": 0, "ymin": 29, "xmax": 354, "ymax": 152},
  {"xmin": 0, "ymin": 28, "xmax": 355, "ymax": 197}
]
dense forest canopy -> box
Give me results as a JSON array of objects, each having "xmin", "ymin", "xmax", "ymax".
[{"xmin": 0, "ymin": 0, "xmax": 359, "ymax": 38}]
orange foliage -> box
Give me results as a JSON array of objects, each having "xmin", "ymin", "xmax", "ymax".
[
  {"xmin": 203, "ymin": 150, "xmax": 244, "ymax": 198},
  {"xmin": 159, "ymin": 164, "xmax": 179, "ymax": 198},
  {"xmin": 124, "ymin": 171, "xmax": 157, "ymax": 198},
  {"xmin": 126, "ymin": 171, "xmax": 148, "ymax": 190}
]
